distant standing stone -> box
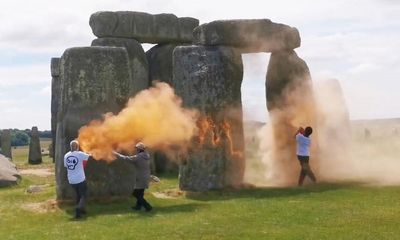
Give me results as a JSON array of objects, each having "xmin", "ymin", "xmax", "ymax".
[
  {"xmin": 0, "ymin": 129, "xmax": 12, "ymax": 159},
  {"xmin": 28, "ymin": 126, "xmax": 42, "ymax": 164}
]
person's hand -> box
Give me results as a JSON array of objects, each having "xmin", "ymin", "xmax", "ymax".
[{"xmin": 298, "ymin": 127, "xmax": 305, "ymax": 134}]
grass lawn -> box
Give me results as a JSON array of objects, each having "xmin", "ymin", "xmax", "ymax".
[
  {"xmin": 2, "ymin": 135, "xmax": 400, "ymax": 239},
  {"xmin": 1, "ymin": 172, "xmax": 400, "ymax": 239}
]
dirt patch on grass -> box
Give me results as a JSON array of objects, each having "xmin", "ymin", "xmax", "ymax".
[
  {"xmin": 20, "ymin": 168, "xmax": 54, "ymax": 177},
  {"xmin": 21, "ymin": 199, "xmax": 58, "ymax": 213},
  {"xmin": 152, "ymin": 189, "xmax": 185, "ymax": 199}
]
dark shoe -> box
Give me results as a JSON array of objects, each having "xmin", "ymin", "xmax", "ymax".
[
  {"xmin": 131, "ymin": 206, "xmax": 142, "ymax": 211},
  {"xmin": 80, "ymin": 209, "xmax": 87, "ymax": 215},
  {"xmin": 145, "ymin": 205, "xmax": 153, "ymax": 212},
  {"xmin": 74, "ymin": 208, "xmax": 82, "ymax": 219}
]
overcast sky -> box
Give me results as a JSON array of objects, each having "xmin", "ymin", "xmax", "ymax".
[{"xmin": 0, "ymin": 0, "xmax": 399, "ymax": 130}]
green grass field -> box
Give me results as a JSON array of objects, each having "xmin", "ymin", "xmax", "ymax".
[
  {"xmin": 2, "ymin": 133, "xmax": 400, "ymax": 239},
  {"xmin": 11, "ymin": 138, "xmax": 53, "ymax": 169}
]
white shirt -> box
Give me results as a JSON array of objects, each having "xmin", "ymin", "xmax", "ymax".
[
  {"xmin": 64, "ymin": 151, "xmax": 90, "ymax": 184},
  {"xmin": 296, "ymin": 133, "xmax": 311, "ymax": 156}
]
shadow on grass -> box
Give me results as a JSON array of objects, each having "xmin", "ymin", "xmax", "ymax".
[
  {"xmin": 60, "ymin": 198, "xmax": 205, "ymax": 219},
  {"xmin": 185, "ymin": 181, "xmax": 365, "ymax": 202}
]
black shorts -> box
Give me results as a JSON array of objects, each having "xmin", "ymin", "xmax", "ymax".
[{"xmin": 297, "ymin": 155, "xmax": 310, "ymax": 164}]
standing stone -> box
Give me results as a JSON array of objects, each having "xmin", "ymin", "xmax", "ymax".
[
  {"xmin": 0, "ymin": 130, "xmax": 12, "ymax": 159},
  {"xmin": 265, "ymin": 50, "xmax": 317, "ymax": 186},
  {"xmin": 89, "ymin": 11, "xmax": 199, "ymax": 44},
  {"xmin": 28, "ymin": 126, "xmax": 42, "ymax": 164},
  {"xmin": 146, "ymin": 44, "xmax": 178, "ymax": 85},
  {"xmin": 146, "ymin": 43, "xmax": 180, "ymax": 173},
  {"xmin": 92, "ymin": 38, "xmax": 149, "ymax": 96},
  {"xmin": 55, "ymin": 46, "xmax": 136, "ymax": 199},
  {"xmin": 193, "ymin": 19, "xmax": 300, "ymax": 53},
  {"xmin": 51, "ymin": 57, "xmax": 61, "ymax": 160},
  {"xmin": 173, "ymin": 45, "xmax": 245, "ymax": 191}
]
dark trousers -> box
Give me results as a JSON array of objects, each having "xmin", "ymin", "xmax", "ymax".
[
  {"xmin": 133, "ymin": 189, "xmax": 152, "ymax": 210},
  {"xmin": 297, "ymin": 156, "xmax": 316, "ymax": 186},
  {"xmin": 71, "ymin": 181, "xmax": 87, "ymax": 217}
]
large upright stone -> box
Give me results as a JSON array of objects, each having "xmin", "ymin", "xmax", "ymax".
[
  {"xmin": 55, "ymin": 46, "xmax": 136, "ymax": 199},
  {"xmin": 0, "ymin": 130, "xmax": 12, "ymax": 159},
  {"xmin": 173, "ymin": 45, "xmax": 245, "ymax": 191},
  {"xmin": 146, "ymin": 44, "xmax": 178, "ymax": 85},
  {"xmin": 51, "ymin": 57, "xmax": 60, "ymax": 160},
  {"xmin": 92, "ymin": 38, "xmax": 149, "ymax": 96},
  {"xmin": 146, "ymin": 44, "xmax": 181, "ymax": 173},
  {"xmin": 265, "ymin": 50, "xmax": 316, "ymax": 186},
  {"xmin": 28, "ymin": 126, "xmax": 42, "ymax": 164},
  {"xmin": 193, "ymin": 19, "xmax": 300, "ymax": 53},
  {"xmin": 89, "ymin": 11, "xmax": 199, "ymax": 44}
]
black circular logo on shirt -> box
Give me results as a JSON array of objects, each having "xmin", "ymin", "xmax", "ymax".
[{"xmin": 66, "ymin": 156, "xmax": 79, "ymax": 170}]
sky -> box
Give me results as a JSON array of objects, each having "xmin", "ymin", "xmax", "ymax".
[{"xmin": 0, "ymin": 0, "xmax": 399, "ymax": 130}]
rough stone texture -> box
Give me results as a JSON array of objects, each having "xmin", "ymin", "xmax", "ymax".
[
  {"xmin": 173, "ymin": 45, "xmax": 245, "ymax": 191},
  {"xmin": 55, "ymin": 47, "xmax": 136, "ymax": 200},
  {"xmin": 193, "ymin": 19, "xmax": 300, "ymax": 53},
  {"xmin": 265, "ymin": 50, "xmax": 317, "ymax": 186},
  {"xmin": 51, "ymin": 58, "xmax": 60, "ymax": 160},
  {"xmin": 28, "ymin": 126, "xmax": 42, "ymax": 164},
  {"xmin": 0, "ymin": 154, "xmax": 20, "ymax": 187},
  {"xmin": 146, "ymin": 44, "xmax": 181, "ymax": 173},
  {"xmin": 89, "ymin": 11, "xmax": 199, "ymax": 44},
  {"xmin": 146, "ymin": 44, "xmax": 178, "ymax": 85},
  {"xmin": 92, "ymin": 38, "xmax": 149, "ymax": 96},
  {"xmin": 0, "ymin": 129, "xmax": 12, "ymax": 159}
]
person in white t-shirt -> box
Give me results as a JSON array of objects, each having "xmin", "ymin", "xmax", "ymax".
[
  {"xmin": 64, "ymin": 140, "xmax": 91, "ymax": 219},
  {"xmin": 295, "ymin": 126, "xmax": 316, "ymax": 186}
]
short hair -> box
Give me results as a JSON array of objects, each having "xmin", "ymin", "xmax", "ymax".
[
  {"xmin": 304, "ymin": 126, "xmax": 313, "ymax": 136},
  {"xmin": 70, "ymin": 140, "xmax": 79, "ymax": 150}
]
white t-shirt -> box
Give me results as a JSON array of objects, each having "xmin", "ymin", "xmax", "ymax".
[
  {"xmin": 296, "ymin": 133, "xmax": 311, "ymax": 156},
  {"xmin": 64, "ymin": 151, "xmax": 90, "ymax": 184}
]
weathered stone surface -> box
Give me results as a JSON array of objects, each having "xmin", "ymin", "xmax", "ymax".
[
  {"xmin": 173, "ymin": 45, "xmax": 245, "ymax": 191},
  {"xmin": 89, "ymin": 11, "xmax": 199, "ymax": 44},
  {"xmin": 51, "ymin": 57, "xmax": 60, "ymax": 77},
  {"xmin": 146, "ymin": 44, "xmax": 178, "ymax": 85},
  {"xmin": 56, "ymin": 47, "xmax": 136, "ymax": 199},
  {"xmin": 0, "ymin": 129, "xmax": 12, "ymax": 159},
  {"xmin": 51, "ymin": 58, "xmax": 60, "ymax": 160},
  {"xmin": 28, "ymin": 126, "xmax": 42, "ymax": 164},
  {"xmin": 147, "ymin": 44, "xmax": 181, "ymax": 173},
  {"xmin": 0, "ymin": 154, "xmax": 20, "ymax": 187},
  {"xmin": 193, "ymin": 19, "xmax": 300, "ymax": 53},
  {"xmin": 265, "ymin": 50, "xmax": 316, "ymax": 186},
  {"xmin": 153, "ymin": 152, "xmax": 178, "ymax": 174},
  {"xmin": 92, "ymin": 38, "xmax": 149, "ymax": 96}
]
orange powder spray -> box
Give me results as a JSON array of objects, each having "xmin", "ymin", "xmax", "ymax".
[{"xmin": 77, "ymin": 82, "xmax": 199, "ymax": 161}]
